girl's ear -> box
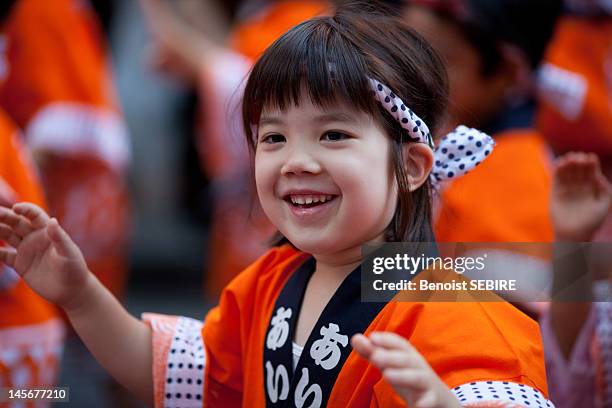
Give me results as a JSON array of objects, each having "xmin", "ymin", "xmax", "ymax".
[{"xmin": 402, "ymin": 143, "xmax": 434, "ymax": 191}]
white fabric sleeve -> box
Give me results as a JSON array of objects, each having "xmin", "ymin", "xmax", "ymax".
[{"xmin": 142, "ymin": 313, "xmax": 206, "ymax": 408}]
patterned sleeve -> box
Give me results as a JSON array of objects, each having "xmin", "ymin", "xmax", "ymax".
[
  {"xmin": 451, "ymin": 381, "xmax": 554, "ymax": 407},
  {"xmin": 142, "ymin": 313, "xmax": 206, "ymax": 408}
]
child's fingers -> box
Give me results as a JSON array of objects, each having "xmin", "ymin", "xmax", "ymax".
[
  {"xmin": 554, "ymin": 159, "xmax": 575, "ymax": 185},
  {"xmin": 13, "ymin": 203, "xmax": 50, "ymax": 229},
  {"xmin": 0, "ymin": 207, "xmax": 33, "ymax": 238},
  {"xmin": 564, "ymin": 154, "xmax": 589, "ymax": 185},
  {"xmin": 370, "ymin": 348, "xmax": 418, "ymax": 370},
  {"xmin": 596, "ymin": 171, "xmax": 612, "ymax": 196},
  {"xmin": 587, "ymin": 154, "xmax": 612, "ymax": 194},
  {"xmin": 370, "ymin": 332, "xmax": 413, "ymax": 352},
  {"xmin": 351, "ymin": 333, "xmax": 374, "ymax": 359},
  {"xmin": 575, "ymin": 154, "xmax": 598, "ymax": 183},
  {"xmin": 554, "ymin": 152, "xmax": 601, "ymax": 189},
  {"xmin": 0, "ymin": 223, "xmax": 21, "ymax": 247},
  {"xmin": 0, "ymin": 247, "xmax": 16, "ymax": 267},
  {"xmin": 383, "ymin": 367, "xmax": 429, "ymax": 390},
  {"xmin": 46, "ymin": 218, "xmax": 76, "ymax": 258},
  {"xmin": 370, "ymin": 332, "xmax": 430, "ymax": 368}
]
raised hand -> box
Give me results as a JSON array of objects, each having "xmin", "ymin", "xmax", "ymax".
[
  {"xmin": 0, "ymin": 203, "xmax": 155, "ymax": 404},
  {"xmin": 0, "ymin": 202, "xmax": 90, "ymax": 310},
  {"xmin": 351, "ymin": 332, "xmax": 461, "ymax": 408},
  {"xmin": 551, "ymin": 152, "xmax": 612, "ymax": 241},
  {"xmin": 138, "ymin": 0, "xmax": 225, "ymax": 84}
]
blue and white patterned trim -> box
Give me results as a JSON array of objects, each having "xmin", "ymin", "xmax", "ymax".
[
  {"xmin": 369, "ymin": 78, "xmax": 433, "ymax": 147},
  {"xmin": 452, "ymin": 381, "xmax": 554, "ymax": 407},
  {"xmin": 431, "ymin": 125, "xmax": 494, "ymax": 183},
  {"xmin": 163, "ymin": 317, "xmax": 206, "ymax": 408},
  {"xmin": 369, "ymin": 78, "xmax": 495, "ymax": 186}
]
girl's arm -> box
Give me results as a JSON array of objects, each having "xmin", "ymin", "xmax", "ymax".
[
  {"xmin": 0, "ymin": 203, "xmax": 153, "ymax": 405},
  {"xmin": 66, "ymin": 273, "xmax": 153, "ymax": 404}
]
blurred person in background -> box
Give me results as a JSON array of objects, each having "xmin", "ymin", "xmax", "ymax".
[
  {"xmin": 0, "ymin": 0, "xmax": 131, "ymax": 300},
  {"xmin": 0, "ymin": 108, "xmax": 65, "ymax": 405},
  {"xmin": 138, "ymin": 0, "xmax": 333, "ymax": 299},
  {"xmin": 402, "ymin": 0, "xmax": 563, "ymax": 307},
  {"xmin": 543, "ymin": 151, "xmax": 612, "ymax": 407},
  {"xmin": 535, "ymin": 1, "xmax": 612, "ymax": 405},
  {"xmin": 402, "ymin": 0, "xmax": 561, "ymax": 243},
  {"xmin": 536, "ymin": 0, "xmax": 612, "ymax": 241}
]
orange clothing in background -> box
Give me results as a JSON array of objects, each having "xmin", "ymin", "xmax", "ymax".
[
  {"xmin": 435, "ymin": 130, "xmax": 554, "ymax": 243},
  {"xmin": 0, "ymin": 113, "xmax": 44, "ymax": 207},
  {"xmin": 536, "ymin": 15, "xmax": 612, "ymax": 156},
  {"xmin": 0, "ymin": 0, "xmax": 130, "ymax": 297},
  {"xmin": 200, "ymin": 1, "xmax": 331, "ymax": 299},
  {"xmin": 230, "ymin": 0, "xmax": 332, "ymax": 61},
  {"xmin": 0, "ymin": 109, "xmax": 64, "ymax": 403},
  {"xmin": 535, "ymin": 15, "xmax": 612, "ymax": 242}
]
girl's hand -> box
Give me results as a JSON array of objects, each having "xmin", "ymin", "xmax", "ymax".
[
  {"xmin": 551, "ymin": 152, "xmax": 612, "ymax": 241},
  {"xmin": 0, "ymin": 202, "xmax": 91, "ymax": 311},
  {"xmin": 351, "ymin": 332, "xmax": 461, "ymax": 408}
]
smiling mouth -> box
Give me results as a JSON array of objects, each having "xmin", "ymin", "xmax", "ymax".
[{"xmin": 283, "ymin": 194, "xmax": 338, "ymax": 209}]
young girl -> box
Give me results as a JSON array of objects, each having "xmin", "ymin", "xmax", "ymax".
[{"xmin": 0, "ymin": 3, "xmax": 552, "ymax": 407}]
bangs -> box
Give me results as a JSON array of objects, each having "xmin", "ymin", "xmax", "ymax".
[{"xmin": 242, "ymin": 18, "xmax": 381, "ymax": 142}]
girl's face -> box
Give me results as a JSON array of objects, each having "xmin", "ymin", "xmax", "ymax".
[{"xmin": 255, "ymin": 96, "xmax": 398, "ymax": 257}]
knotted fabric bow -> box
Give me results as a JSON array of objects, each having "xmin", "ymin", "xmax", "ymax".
[{"xmin": 369, "ymin": 78, "xmax": 495, "ymax": 185}]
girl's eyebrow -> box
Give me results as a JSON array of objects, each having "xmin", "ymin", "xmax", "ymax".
[
  {"xmin": 259, "ymin": 116, "xmax": 284, "ymax": 126},
  {"xmin": 259, "ymin": 112, "xmax": 357, "ymax": 127},
  {"xmin": 314, "ymin": 112, "xmax": 357, "ymax": 124}
]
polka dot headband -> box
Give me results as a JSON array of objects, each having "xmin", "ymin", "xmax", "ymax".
[{"xmin": 369, "ymin": 78, "xmax": 495, "ymax": 184}]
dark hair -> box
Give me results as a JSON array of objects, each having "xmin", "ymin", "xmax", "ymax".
[
  {"xmin": 242, "ymin": 0, "xmax": 448, "ymax": 244},
  {"xmin": 409, "ymin": 0, "xmax": 562, "ymax": 75},
  {"xmin": 0, "ymin": 0, "xmax": 18, "ymax": 23}
]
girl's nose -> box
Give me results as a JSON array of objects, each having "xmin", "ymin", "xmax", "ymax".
[{"xmin": 280, "ymin": 146, "xmax": 322, "ymax": 175}]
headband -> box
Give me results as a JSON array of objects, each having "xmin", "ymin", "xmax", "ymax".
[{"xmin": 369, "ymin": 78, "xmax": 494, "ymax": 184}]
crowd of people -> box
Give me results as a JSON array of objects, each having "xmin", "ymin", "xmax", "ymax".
[{"xmin": 0, "ymin": 0, "xmax": 610, "ymax": 407}]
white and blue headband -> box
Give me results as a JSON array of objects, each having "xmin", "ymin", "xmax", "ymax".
[{"xmin": 369, "ymin": 78, "xmax": 495, "ymax": 184}]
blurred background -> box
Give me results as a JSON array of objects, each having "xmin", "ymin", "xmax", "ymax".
[
  {"xmin": 0, "ymin": 0, "xmax": 610, "ymax": 406},
  {"xmin": 37, "ymin": 1, "xmax": 216, "ymax": 406}
]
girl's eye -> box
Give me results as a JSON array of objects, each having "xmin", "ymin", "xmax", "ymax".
[
  {"xmin": 261, "ymin": 134, "xmax": 286, "ymax": 144},
  {"xmin": 321, "ymin": 131, "xmax": 350, "ymax": 142}
]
